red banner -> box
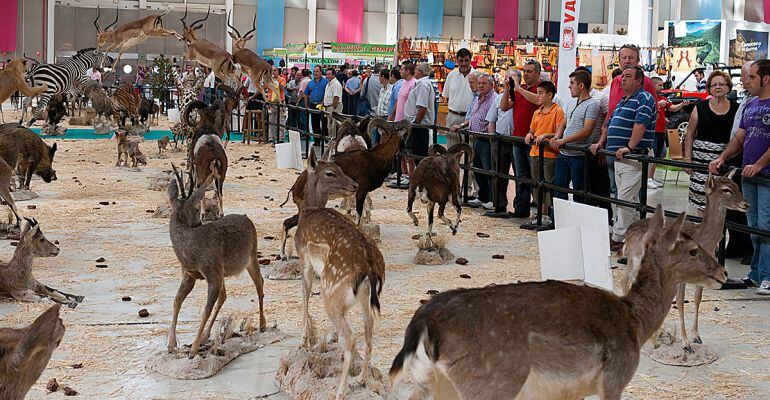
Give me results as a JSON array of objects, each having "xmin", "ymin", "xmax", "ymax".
[
  {"xmin": 337, "ymin": 0, "xmax": 364, "ymax": 44},
  {"xmin": 494, "ymin": 0, "xmax": 519, "ymax": 41},
  {"xmin": 0, "ymin": 0, "xmax": 18, "ymax": 52}
]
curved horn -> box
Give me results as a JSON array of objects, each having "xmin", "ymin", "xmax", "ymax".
[
  {"xmin": 243, "ymin": 13, "xmax": 257, "ymax": 38},
  {"xmin": 171, "ymin": 163, "xmax": 185, "ymax": 195},
  {"xmin": 180, "ymin": 5, "xmax": 189, "ymax": 28},
  {"xmin": 190, "ymin": 5, "xmax": 211, "ymax": 29},
  {"xmin": 94, "ymin": 5, "xmax": 102, "ymax": 33},
  {"xmin": 366, "ymin": 117, "xmax": 389, "ymax": 140},
  {"xmin": 105, "ymin": 6, "xmax": 119, "ymax": 31},
  {"xmin": 226, "ymin": 10, "xmax": 241, "ymax": 38}
]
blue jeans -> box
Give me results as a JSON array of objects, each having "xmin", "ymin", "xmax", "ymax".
[
  {"xmin": 205, "ymin": 88, "xmax": 215, "ymax": 105},
  {"xmin": 607, "ymin": 156, "xmax": 617, "ymax": 198},
  {"xmin": 742, "ymin": 176, "xmax": 770, "ymax": 284},
  {"xmin": 553, "ymin": 154, "xmax": 585, "ymax": 202},
  {"xmin": 473, "ymin": 139, "xmax": 493, "ymax": 203},
  {"xmin": 512, "ymin": 141, "xmax": 532, "ymax": 214}
]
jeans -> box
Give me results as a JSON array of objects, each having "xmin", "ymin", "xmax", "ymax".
[
  {"xmin": 587, "ymin": 153, "xmax": 614, "ymax": 223},
  {"xmin": 204, "ymin": 88, "xmax": 215, "ymax": 105},
  {"xmin": 553, "ymin": 154, "xmax": 585, "ymax": 202},
  {"xmin": 493, "ymin": 141, "xmax": 514, "ymax": 213},
  {"xmin": 473, "ymin": 139, "xmax": 493, "ymax": 203},
  {"xmin": 512, "ymin": 141, "xmax": 532, "ymax": 215},
  {"xmin": 742, "ymin": 176, "xmax": 770, "ymax": 284},
  {"xmin": 612, "ymin": 158, "xmax": 642, "ymax": 242}
]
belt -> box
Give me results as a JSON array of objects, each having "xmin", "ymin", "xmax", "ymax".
[{"xmin": 448, "ymin": 109, "xmax": 467, "ymax": 116}]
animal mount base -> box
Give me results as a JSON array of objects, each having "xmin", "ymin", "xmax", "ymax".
[
  {"xmin": 147, "ymin": 326, "xmax": 286, "ymax": 380},
  {"xmin": 642, "ymin": 327, "xmax": 718, "ymax": 366},
  {"xmin": 414, "ymin": 236, "xmax": 454, "ymax": 265},
  {"xmin": 266, "ymin": 258, "xmax": 302, "ymax": 280},
  {"xmin": 276, "ymin": 341, "xmax": 387, "ymax": 400}
]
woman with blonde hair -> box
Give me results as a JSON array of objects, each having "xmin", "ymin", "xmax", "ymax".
[{"xmin": 683, "ymin": 70, "xmax": 738, "ymax": 210}]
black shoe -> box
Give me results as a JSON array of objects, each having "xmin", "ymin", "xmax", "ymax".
[
  {"xmin": 510, "ymin": 211, "xmax": 530, "ymax": 219},
  {"xmin": 617, "ymin": 257, "xmax": 628, "ymax": 265},
  {"xmin": 719, "ymin": 277, "xmax": 749, "ymax": 290},
  {"xmin": 484, "ymin": 211, "xmax": 512, "ymax": 219}
]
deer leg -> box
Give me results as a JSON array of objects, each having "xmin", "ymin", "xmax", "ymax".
[
  {"xmin": 24, "ymin": 161, "xmax": 37, "ymax": 190},
  {"xmin": 300, "ymin": 257, "xmax": 316, "ymax": 348},
  {"xmin": 36, "ymin": 283, "xmax": 82, "ymax": 308},
  {"xmin": 676, "ymin": 283, "xmax": 693, "ymax": 353},
  {"xmin": 203, "ymin": 282, "xmax": 227, "ymax": 343},
  {"xmin": 325, "ymin": 300, "xmax": 355, "ymax": 400},
  {"xmin": 217, "ymin": 178, "xmax": 224, "ymax": 218},
  {"xmin": 168, "ymin": 274, "xmax": 196, "ymax": 353},
  {"xmin": 246, "ymin": 255, "xmax": 267, "ymax": 332},
  {"xmin": 189, "ymin": 276, "xmax": 222, "ymax": 358},
  {"xmin": 355, "ymin": 190, "xmax": 367, "ymax": 226},
  {"xmin": 407, "ymin": 186, "xmax": 419, "ymax": 227},
  {"xmin": 692, "ymin": 285, "xmax": 704, "ymax": 344},
  {"xmin": 280, "ymin": 214, "xmax": 299, "ymax": 260},
  {"xmin": 427, "ymin": 201, "xmax": 436, "ymax": 248},
  {"xmin": 0, "ymin": 160, "xmax": 20, "ymax": 226},
  {"xmin": 354, "ymin": 291, "xmax": 375, "ymax": 387},
  {"xmin": 438, "ymin": 201, "xmax": 453, "ymax": 231}
]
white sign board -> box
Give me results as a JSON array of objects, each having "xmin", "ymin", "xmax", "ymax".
[
  {"xmin": 276, "ymin": 130, "xmax": 304, "ymax": 171},
  {"xmin": 538, "ymin": 199, "xmax": 613, "ymax": 291},
  {"xmin": 557, "ymin": 0, "xmax": 582, "ymax": 105}
]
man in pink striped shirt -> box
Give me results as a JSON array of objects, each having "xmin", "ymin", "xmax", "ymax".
[{"xmin": 390, "ymin": 61, "xmax": 416, "ymax": 122}]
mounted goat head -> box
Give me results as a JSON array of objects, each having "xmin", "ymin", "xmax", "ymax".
[
  {"xmin": 94, "ymin": 6, "xmax": 176, "ymax": 71},
  {"xmin": 178, "ymin": 6, "xmax": 236, "ymax": 82}
]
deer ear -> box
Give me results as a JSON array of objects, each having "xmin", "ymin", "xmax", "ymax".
[
  {"xmin": 707, "ymin": 173, "xmax": 715, "ymax": 191},
  {"xmin": 227, "ymin": 31, "xmax": 238, "ymax": 40},
  {"xmin": 307, "ymin": 148, "xmax": 317, "ymax": 173},
  {"xmin": 167, "ymin": 177, "xmax": 180, "ymax": 201},
  {"xmin": 10, "ymin": 304, "xmax": 62, "ymax": 370},
  {"xmin": 662, "ymin": 213, "xmax": 687, "ymax": 252},
  {"xmin": 245, "ymin": 34, "xmax": 254, "ymax": 42}
]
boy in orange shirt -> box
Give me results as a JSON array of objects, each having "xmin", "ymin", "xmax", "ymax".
[{"xmin": 525, "ymin": 81, "xmax": 564, "ymax": 225}]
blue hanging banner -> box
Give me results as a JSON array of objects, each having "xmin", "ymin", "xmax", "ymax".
[
  {"xmin": 699, "ymin": 0, "xmax": 722, "ymax": 19},
  {"xmin": 258, "ymin": 0, "xmax": 286, "ymax": 55},
  {"xmin": 418, "ymin": 0, "xmax": 445, "ymax": 38}
]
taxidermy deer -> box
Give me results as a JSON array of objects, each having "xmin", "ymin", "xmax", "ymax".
[
  {"xmin": 407, "ymin": 143, "xmax": 473, "ymax": 244},
  {"xmin": 295, "ymin": 148, "xmax": 384, "ymax": 400},
  {"xmin": 226, "ymin": 12, "xmax": 280, "ymax": 96},
  {"xmin": 0, "ymin": 304, "xmax": 65, "ymax": 400},
  {"xmin": 0, "ymin": 59, "xmax": 48, "ymax": 123},
  {"xmin": 178, "ymin": 6, "xmax": 236, "ymax": 82},
  {"xmin": 0, "ymin": 208, "xmax": 84, "ymax": 309},
  {"xmin": 191, "ymin": 129, "xmax": 228, "ymax": 219},
  {"xmin": 166, "ymin": 166, "xmax": 265, "ymax": 358},
  {"xmin": 622, "ymin": 171, "xmax": 748, "ymax": 353},
  {"xmin": 389, "ymin": 206, "xmax": 726, "ymax": 400},
  {"xmin": 94, "ymin": 6, "xmax": 177, "ymax": 71}
]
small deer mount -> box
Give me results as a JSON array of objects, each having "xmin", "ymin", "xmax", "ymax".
[
  {"xmin": 616, "ymin": 27, "xmax": 628, "ymax": 36},
  {"xmin": 592, "ymin": 26, "xmax": 604, "ymax": 34}
]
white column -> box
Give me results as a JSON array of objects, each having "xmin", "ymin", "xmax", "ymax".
[
  {"xmin": 733, "ymin": 0, "xmax": 745, "ymax": 21},
  {"xmin": 670, "ymin": 0, "xmax": 681, "ymax": 21},
  {"xmin": 536, "ymin": 0, "xmax": 547, "ymax": 38},
  {"xmin": 463, "ymin": 0, "xmax": 472, "ymax": 40},
  {"xmin": 225, "ymin": 0, "xmax": 233, "ymax": 53},
  {"xmin": 607, "ymin": 0, "xmax": 615, "ymax": 35},
  {"xmin": 138, "ymin": 0, "xmax": 147, "ymax": 8},
  {"xmin": 651, "ymin": 0, "xmax": 660, "ymax": 45},
  {"xmin": 46, "ymin": 0, "xmax": 55, "ymax": 63},
  {"xmin": 628, "ymin": 0, "xmax": 651, "ymax": 47},
  {"xmin": 386, "ymin": 0, "xmax": 398, "ymax": 44},
  {"xmin": 307, "ymin": 0, "xmax": 317, "ymax": 43}
]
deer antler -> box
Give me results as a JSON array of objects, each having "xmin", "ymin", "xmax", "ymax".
[
  {"xmin": 94, "ymin": 5, "xmax": 102, "ymax": 34},
  {"xmin": 244, "ymin": 13, "xmax": 257, "ymax": 38},
  {"xmin": 190, "ymin": 5, "xmax": 211, "ymax": 30},
  {"xmin": 180, "ymin": 5, "xmax": 189, "ymax": 29},
  {"xmin": 105, "ymin": 6, "xmax": 120, "ymax": 31},
  {"xmin": 226, "ymin": 10, "xmax": 241, "ymax": 38},
  {"xmin": 171, "ymin": 163, "xmax": 185, "ymax": 196}
]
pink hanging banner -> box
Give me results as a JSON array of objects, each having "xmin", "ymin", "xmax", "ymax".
[
  {"xmin": 494, "ymin": 0, "xmax": 519, "ymax": 41},
  {"xmin": 337, "ymin": 0, "xmax": 364, "ymax": 43},
  {"xmin": 0, "ymin": 0, "xmax": 18, "ymax": 52},
  {"xmin": 765, "ymin": 0, "xmax": 770, "ymax": 23}
]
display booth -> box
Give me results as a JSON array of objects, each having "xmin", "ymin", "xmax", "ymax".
[{"xmin": 265, "ymin": 42, "xmax": 396, "ymax": 70}]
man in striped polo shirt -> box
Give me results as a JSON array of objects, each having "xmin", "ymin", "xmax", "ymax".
[{"xmin": 605, "ymin": 66, "xmax": 656, "ymax": 250}]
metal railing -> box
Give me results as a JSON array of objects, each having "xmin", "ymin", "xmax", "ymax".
[{"xmin": 234, "ymin": 99, "xmax": 770, "ymax": 266}]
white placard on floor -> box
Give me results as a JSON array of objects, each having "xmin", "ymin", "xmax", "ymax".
[
  {"xmin": 538, "ymin": 198, "xmax": 614, "ymax": 291},
  {"xmin": 538, "ymin": 226, "xmax": 585, "ymax": 282},
  {"xmin": 289, "ymin": 130, "xmax": 303, "ymax": 170}
]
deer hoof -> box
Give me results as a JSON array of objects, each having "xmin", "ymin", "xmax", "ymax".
[
  {"xmin": 693, "ymin": 336, "xmax": 702, "ymax": 344},
  {"xmin": 683, "ymin": 344, "xmax": 693, "ymax": 354}
]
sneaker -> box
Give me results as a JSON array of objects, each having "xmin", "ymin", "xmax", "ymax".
[
  {"xmin": 467, "ymin": 199, "xmax": 483, "ymax": 207},
  {"xmin": 647, "ymin": 178, "xmax": 661, "ymax": 189},
  {"xmin": 757, "ymin": 280, "xmax": 770, "ymax": 295},
  {"xmin": 390, "ymin": 175, "xmax": 409, "ymax": 185},
  {"xmin": 542, "ymin": 215, "xmax": 553, "ymax": 226},
  {"xmin": 652, "ymin": 178, "xmax": 663, "ymax": 187},
  {"xmin": 482, "ymin": 202, "xmax": 494, "ymax": 210}
]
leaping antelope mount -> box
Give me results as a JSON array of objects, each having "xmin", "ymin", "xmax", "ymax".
[
  {"xmin": 389, "ymin": 206, "xmax": 727, "ymax": 400},
  {"xmin": 227, "ymin": 12, "xmax": 280, "ymax": 96},
  {"xmin": 295, "ymin": 149, "xmax": 385, "ymax": 400},
  {"xmin": 94, "ymin": 6, "xmax": 177, "ymax": 72},
  {"xmin": 178, "ymin": 6, "xmax": 236, "ymax": 82}
]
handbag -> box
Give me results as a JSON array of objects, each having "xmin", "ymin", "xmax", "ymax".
[{"xmin": 357, "ymin": 77, "xmax": 372, "ymax": 116}]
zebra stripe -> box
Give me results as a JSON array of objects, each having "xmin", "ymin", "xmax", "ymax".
[{"xmin": 22, "ymin": 48, "xmax": 108, "ymax": 124}]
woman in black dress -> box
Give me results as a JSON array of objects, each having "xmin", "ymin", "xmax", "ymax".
[{"xmin": 683, "ymin": 71, "xmax": 739, "ymax": 210}]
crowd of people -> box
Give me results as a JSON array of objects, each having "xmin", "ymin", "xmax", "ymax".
[{"xmin": 245, "ymin": 49, "xmax": 769, "ymax": 295}]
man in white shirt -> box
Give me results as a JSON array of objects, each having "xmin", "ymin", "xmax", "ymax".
[
  {"xmin": 323, "ymin": 67, "xmax": 343, "ymax": 138},
  {"xmin": 403, "ymin": 62, "xmax": 435, "ymax": 177},
  {"xmin": 485, "ymin": 69, "xmax": 516, "ymax": 218},
  {"xmin": 442, "ymin": 48, "xmax": 475, "ymax": 148},
  {"xmin": 203, "ymin": 68, "xmax": 216, "ymax": 105}
]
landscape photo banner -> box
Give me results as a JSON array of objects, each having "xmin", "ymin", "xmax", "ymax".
[
  {"xmin": 729, "ymin": 29, "xmax": 769, "ymax": 65},
  {"xmin": 557, "ymin": 0, "xmax": 582, "ymax": 104},
  {"xmin": 667, "ymin": 20, "xmax": 722, "ymax": 66}
]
